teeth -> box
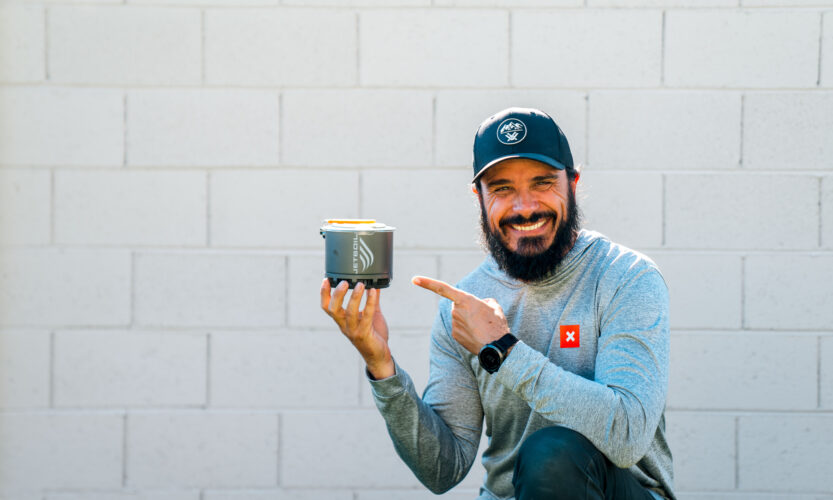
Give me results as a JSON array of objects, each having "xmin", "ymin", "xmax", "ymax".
[{"xmin": 511, "ymin": 219, "xmax": 546, "ymax": 232}]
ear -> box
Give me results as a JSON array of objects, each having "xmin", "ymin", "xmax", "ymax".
[
  {"xmin": 570, "ymin": 171, "xmax": 580, "ymax": 194},
  {"xmin": 471, "ymin": 182, "xmax": 479, "ymax": 195}
]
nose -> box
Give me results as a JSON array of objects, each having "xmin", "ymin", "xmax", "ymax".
[{"xmin": 512, "ymin": 188, "xmax": 539, "ymax": 216}]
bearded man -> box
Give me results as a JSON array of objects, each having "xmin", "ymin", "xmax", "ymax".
[{"xmin": 321, "ymin": 107, "xmax": 674, "ymax": 500}]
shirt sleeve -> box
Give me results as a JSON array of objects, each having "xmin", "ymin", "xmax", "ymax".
[
  {"xmin": 493, "ymin": 267, "xmax": 670, "ymax": 468},
  {"xmin": 367, "ymin": 306, "xmax": 484, "ymax": 494}
]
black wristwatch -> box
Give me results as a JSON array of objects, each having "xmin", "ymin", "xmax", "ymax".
[{"xmin": 478, "ymin": 333, "xmax": 519, "ymax": 374}]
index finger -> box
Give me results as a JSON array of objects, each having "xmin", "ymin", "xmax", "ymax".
[{"xmin": 411, "ymin": 275, "xmax": 470, "ymax": 303}]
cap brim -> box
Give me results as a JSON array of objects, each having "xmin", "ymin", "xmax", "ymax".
[{"xmin": 473, "ymin": 153, "xmax": 567, "ymax": 182}]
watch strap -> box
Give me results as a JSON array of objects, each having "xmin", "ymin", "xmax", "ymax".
[{"xmin": 492, "ymin": 333, "xmax": 518, "ymax": 353}]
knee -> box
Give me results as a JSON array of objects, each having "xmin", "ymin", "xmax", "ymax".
[{"xmin": 513, "ymin": 426, "xmax": 605, "ymax": 490}]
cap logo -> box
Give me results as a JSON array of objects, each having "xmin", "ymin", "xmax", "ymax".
[{"xmin": 497, "ymin": 118, "xmax": 527, "ymax": 145}]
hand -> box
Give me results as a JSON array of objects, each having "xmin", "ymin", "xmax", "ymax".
[
  {"xmin": 320, "ymin": 279, "xmax": 394, "ymax": 379},
  {"xmin": 412, "ymin": 276, "xmax": 509, "ymax": 355}
]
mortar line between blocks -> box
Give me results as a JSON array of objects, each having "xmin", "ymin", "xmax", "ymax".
[
  {"xmin": 660, "ymin": 10, "xmax": 666, "ymax": 86},
  {"xmin": 734, "ymin": 416, "xmax": 740, "ymax": 489},
  {"xmin": 818, "ymin": 12, "xmax": 824, "ymax": 87},
  {"xmin": 44, "ymin": 7, "xmax": 49, "ymax": 81}
]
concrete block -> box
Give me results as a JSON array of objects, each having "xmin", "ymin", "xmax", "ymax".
[
  {"xmin": 0, "ymin": 330, "xmax": 50, "ymax": 408},
  {"xmin": 0, "ymin": 87, "xmax": 123, "ymax": 166},
  {"xmin": 743, "ymin": 0, "xmax": 833, "ymax": 5},
  {"xmin": 589, "ymin": 91, "xmax": 741, "ymax": 170},
  {"xmin": 435, "ymin": 90, "xmax": 586, "ymax": 168},
  {"xmin": 288, "ymin": 253, "xmax": 439, "ymax": 329},
  {"xmin": 651, "ymin": 254, "xmax": 742, "ymax": 329},
  {"xmin": 204, "ymin": 492, "xmax": 351, "ymax": 500},
  {"xmin": 282, "ymin": 90, "xmax": 432, "ymax": 168},
  {"xmin": 0, "ymin": 248, "xmax": 130, "ymax": 326},
  {"xmin": 210, "ymin": 331, "xmax": 360, "ymax": 408},
  {"xmin": 360, "ymin": 333, "xmax": 431, "ymax": 407},
  {"xmin": 438, "ymin": 251, "xmax": 488, "ymax": 287},
  {"xmin": 678, "ymin": 495, "xmax": 833, "ymax": 500},
  {"xmin": 578, "ymin": 171, "xmax": 663, "ymax": 250},
  {"xmin": 0, "ymin": 5, "xmax": 44, "ymax": 82},
  {"xmin": 49, "ymin": 6, "xmax": 200, "ymax": 85},
  {"xmin": 54, "ymin": 330, "xmax": 207, "ymax": 407},
  {"xmin": 134, "ymin": 252, "xmax": 285, "ymax": 328},
  {"xmin": 287, "ymin": 0, "xmax": 426, "ymax": 4},
  {"xmin": 665, "ymin": 11, "xmax": 819, "ymax": 87},
  {"xmin": 668, "ymin": 333, "xmax": 817, "ymax": 410},
  {"xmin": 824, "ymin": 177, "xmax": 832, "ymax": 248},
  {"xmin": 47, "ymin": 493, "xmax": 200, "ymax": 500},
  {"xmin": 360, "ymin": 9, "xmax": 507, "ymax": 87},
  {"xmin": 824, "ymin": 13, "xmax": 833, "ymax": 87},
  {"xmin": 210, "ymin": 169, "xmax": 359, "ymax": 248},
  {"xmin": 513, "ymin": 10, "xmax": 662, "ymax": 87},
  {"xmin": 361, "ymin": 169, "xmax": 481, "ymax": 249},
  {"xmin": 745, "ymin": 255, "xmax": 833, "ymax": 330},
  {"xmin": 205, "ymin": 8, "xmax": 355, "ymax": 87},
  {"xmin": 665, "ymin": 412, "xmax": 735, "ymax": 490},
  {"xmin": 744, "ymin": 93, "xmax": 833, "ymax": 170},
  {"xmin": 357, "ymin": 491, "xmax": 476, "ymax": 500},
  {"xmin": 128, "ymin": 0, "xmax": 276, "ymax": 5},
  {"xmin": 127, "ymin": 413, "xmax": 278, "ymax": 488},
  {"xmin": 822, "ymin": 337, "xmax": 833, "ymax": 408},
  {"xmin": 55, "ymin": 170, "xmax": 206, "ymax": 246},
  {"xmin": 738, "ymin": 415, "xmax": 833, "ymax": 491},
  {"xmin": 281, "ymin": 410, "xmax": 421, "ymax": 488},
  {"xmin": 0, "ymin": 169, "xmax": 50, "ymax": 246},
  {"xmin": 590, "ymin": 0, "xmax": 733, "ymax": 4},
  {"xmin": 0, "ymin": 414, "xmax": 122, "ymax": 493},
  {"xmin": 665, "ymin": 174, "xmax": 819, "ymax": 250},
  {"xmin": 127, "ymin": 90, "xmax": 279, "ymax": 167}
]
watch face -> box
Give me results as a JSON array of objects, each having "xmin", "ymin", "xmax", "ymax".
[{"xmin": 479, "ymin": 346, "xmax": 502, "ymax": 372}]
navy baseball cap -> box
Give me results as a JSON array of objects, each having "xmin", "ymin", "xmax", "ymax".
[{"xmin": 472, "ymin": 107, "xmax": 574, "ymax": 182}]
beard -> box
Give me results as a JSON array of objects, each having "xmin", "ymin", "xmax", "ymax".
[{"xmin": 479, "ymin": 188, "xmax": 581, "ymax": 282}]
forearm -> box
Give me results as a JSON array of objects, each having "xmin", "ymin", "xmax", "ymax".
[
  {"xmin": 494, "ymin": 341, "xmax": 666, "ymax": 468},
  {"xmin": 370, "ymin": 360, "xmax": 481, "ymax": 493}
]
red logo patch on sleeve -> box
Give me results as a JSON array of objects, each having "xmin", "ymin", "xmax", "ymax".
[{"xmin": 560, "ymin": 325, "xmax": 580, "ymax": 348}]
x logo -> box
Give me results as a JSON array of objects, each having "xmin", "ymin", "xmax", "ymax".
[{"xmin": 560, "ymin": 325, "xmax": 580, "ymax": 348}]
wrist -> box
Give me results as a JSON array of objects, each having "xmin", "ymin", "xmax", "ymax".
[{"xmin": 366, "ymin": 355, "xmax": 395, "ymax": 380}]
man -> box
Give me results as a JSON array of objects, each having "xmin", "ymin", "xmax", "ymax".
[{"xmin": 321, "ymin": 107, "xmax": 674, "ymax": 500}]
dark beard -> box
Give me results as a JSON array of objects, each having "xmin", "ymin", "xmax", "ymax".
[{"xmin": 479, "ymin": 188, "xmax": 581, "ymax": 282}]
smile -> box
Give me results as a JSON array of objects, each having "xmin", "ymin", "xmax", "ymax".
[{"xmin": 511, "ymin": 219, "xmax": 547, "ymax": 232}]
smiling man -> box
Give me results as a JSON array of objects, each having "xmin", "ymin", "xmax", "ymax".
[{"xmin": 321, "ymin": 107, "xmax": 674, "ymax": 500}]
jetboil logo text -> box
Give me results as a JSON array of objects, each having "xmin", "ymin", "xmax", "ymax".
[{"xmin": 352, "ymin": 234, "xmax": 375, "ymax": 273}]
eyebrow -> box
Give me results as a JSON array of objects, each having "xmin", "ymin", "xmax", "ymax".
[{"xmin": 484, "ymin": 173, "xmax": 559, "ymax": 188}]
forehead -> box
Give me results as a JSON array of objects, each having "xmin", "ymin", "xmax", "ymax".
[{"xmin": 480, "ymin": 158, "xmax": 562, "ymax": 185}]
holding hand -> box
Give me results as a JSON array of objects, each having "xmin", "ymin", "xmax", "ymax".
[
  {"xmin": 320, "ymin": 279, "xmax": 394, "ymax": 379},
  {"xmin": 412, "ymin": 276, "xmax": 510, "ymax": 355}
]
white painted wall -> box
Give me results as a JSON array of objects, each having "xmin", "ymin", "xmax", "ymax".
[{"xmin": 0, "ymin": 1, "xmax": 831, "ymax": 499}]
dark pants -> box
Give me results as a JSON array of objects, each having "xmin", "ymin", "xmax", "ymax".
[{"xmin": 512, "ymin": 426, "xmax": 658, "ymax": 500}]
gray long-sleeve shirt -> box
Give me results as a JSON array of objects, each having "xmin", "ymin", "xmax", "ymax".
[{"xmin": 368, "ymin": 229, "xmax": 674, "ymax": 500}]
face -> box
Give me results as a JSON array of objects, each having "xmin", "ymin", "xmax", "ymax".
[{"xmin": 475, "ymin": 158, "xmax": 581, "ymax": 282}]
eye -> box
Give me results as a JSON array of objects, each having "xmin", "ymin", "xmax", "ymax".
[{"xmin": 534, "ymin": 180, "xmax": 554, "ymax": 189}]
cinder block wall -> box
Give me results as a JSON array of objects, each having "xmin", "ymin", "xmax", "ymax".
[{"xmin": 0, "ymin": 1, "xmax": 831, "ymax": 499}]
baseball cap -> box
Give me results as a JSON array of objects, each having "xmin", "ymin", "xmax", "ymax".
[{"xmin": 472, "ymin": 107, "xmax": 574, "ymax": 182}]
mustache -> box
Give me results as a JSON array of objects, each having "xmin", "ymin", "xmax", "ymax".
[{"xmin": 499, "ymin": 211, "xmax": 558, "ymax": 229}]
